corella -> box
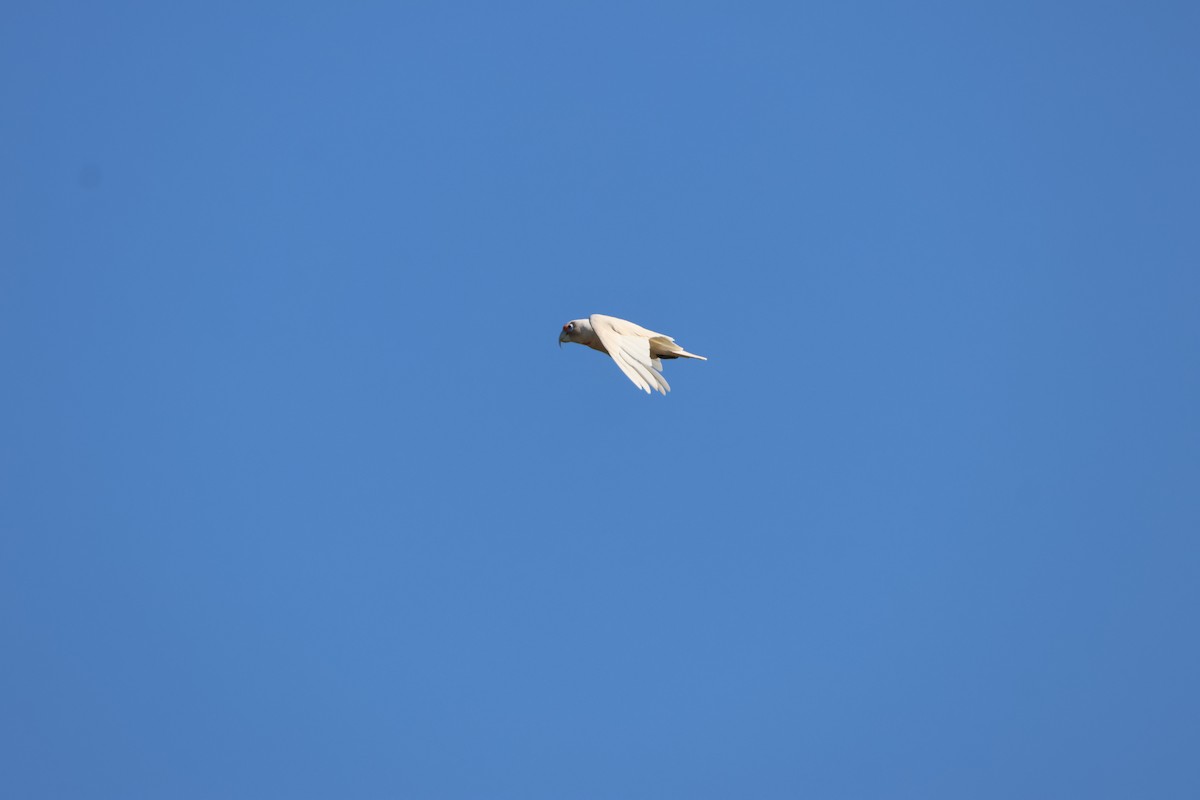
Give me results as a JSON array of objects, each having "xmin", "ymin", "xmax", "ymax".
[{"xmin": 558, "ymin": 314, "xmax": 707, "ymax": 395}]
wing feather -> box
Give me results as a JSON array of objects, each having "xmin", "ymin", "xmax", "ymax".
[
  {"xmin": 613, "ymin": 349, "xmax": 652, "ymax": 393},
  {"xmin": 591, "ymin": 314, "xmax": 664, "ymax": 339},
  {"xmin": 591, "ymin": 314, "xmax": 672, "ymax": 394},
  {"xmin": 618, "ymin": 344, "xmax": 669, "ymax": 394}
]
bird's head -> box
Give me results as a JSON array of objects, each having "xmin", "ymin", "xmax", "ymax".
[{"xmin": 558, "ymin": 319, "xmax": 587, "ymax": 347}]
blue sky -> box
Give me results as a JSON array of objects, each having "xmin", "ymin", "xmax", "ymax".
[{"xmin": 2, "ymin": 2, "xmax": 1198, "ymax": 797}]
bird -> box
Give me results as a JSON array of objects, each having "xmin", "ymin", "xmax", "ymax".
[{"xmin": 558, "ymin": 314, "xmax": 707, "ymax": 394}]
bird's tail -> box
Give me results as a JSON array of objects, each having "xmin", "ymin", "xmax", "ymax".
[{"xmin": 651, "ymin": 337, "xmax": 707, "ymax": 361}]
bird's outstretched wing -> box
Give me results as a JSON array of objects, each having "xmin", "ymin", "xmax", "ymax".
[{"xmin": 590, "ymin": 314, "xmax": 671, "ymax": 394}]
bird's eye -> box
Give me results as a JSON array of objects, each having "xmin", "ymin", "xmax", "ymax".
[{"xmin": 568, "ymin": 323, "xmax": 575, "ymax": 330}]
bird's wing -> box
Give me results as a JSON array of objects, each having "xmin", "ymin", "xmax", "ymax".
[
  {"xmin": 590, "ymin": 314, "xmax": 671, "ymax": 394},
  {"xmin": 591, "ymin": 314, "xmax": 664, "ymax": 339}
]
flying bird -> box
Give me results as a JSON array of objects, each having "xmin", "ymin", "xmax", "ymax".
[{"xmin": 558, "ymin": 314, "xmax": 707, "ymax": 394}]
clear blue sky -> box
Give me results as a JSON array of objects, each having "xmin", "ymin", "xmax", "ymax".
[{"xmin": 3, "ymin": 2, "xmax": 1198, "ymax": 797}]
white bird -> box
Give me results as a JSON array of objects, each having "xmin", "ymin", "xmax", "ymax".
[{"xmin": 558, "ymin": 314, "xmax": 707, "ymax": 394}]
